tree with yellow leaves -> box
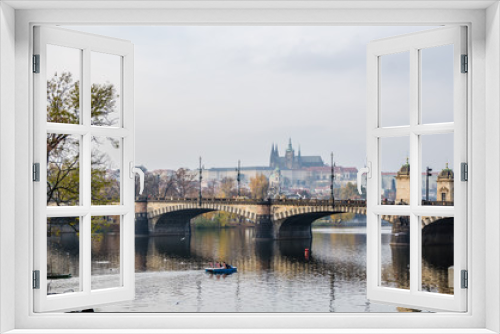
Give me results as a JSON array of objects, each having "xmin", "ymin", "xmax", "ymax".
[{"xmin": 249, "ymin": 174, "xmax": 269, "ymax": 199}]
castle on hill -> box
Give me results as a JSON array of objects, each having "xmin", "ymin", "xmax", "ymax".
[{"xmin": 269, "ymin": 138, "xmax": 324, "ymax": 170}]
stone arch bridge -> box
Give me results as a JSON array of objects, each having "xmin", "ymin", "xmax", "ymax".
[{"xmin": 135, "ymin": 198, "xmax": 448, "ymax": 240}]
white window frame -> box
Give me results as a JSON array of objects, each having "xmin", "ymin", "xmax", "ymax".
[
  {"xmin": 33, "ymin": 26, "xmax": 136, "ymax": 312},
  {"xmin": 0, "ymin": 1, "xmax": 499, "ymax": 333},
  {"xmin": 366, "ymin": 26, "xmax": 468, "ymax": 312}
]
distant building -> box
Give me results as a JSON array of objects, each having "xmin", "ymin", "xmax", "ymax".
[
  {"xmin": 269, "ymin": 138, "xmax": 324, "ymax": 170},
  {"xmin": 437, "ymin": 163, "xmax": 454, "ymax": 202},
  {"xmin": 192, "ymin": 140, "xmax": 359, "ymax": 197},
  {"xmin": 268, "ymin": 167, "xmax": 282, "ymax": 197},
  {"xmin": 391, "ymin": 160, "xmax": 453, "ymax": 204},
  {"xmin": 395, "ymin": 158, "xmax": 410, "ymax": 204},
  {"xmin": 305, "ymin": 165, "xmax": 358, "ymax": 188}
]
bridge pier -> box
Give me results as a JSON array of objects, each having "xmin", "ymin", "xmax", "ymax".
[
  {"xmin": 135, "ymin": 200, "xmax": 149, "ymax": 235},
  {"xmin": 390, "ymin": 216, "xmax": 410, "ymax": 245},
  {"xmin": 255, "ymin": 205, "xmax": 275, "ymax": 239}
]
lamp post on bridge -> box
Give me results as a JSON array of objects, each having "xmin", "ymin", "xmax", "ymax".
[
  {"xmin": 330, "ymin": 153, "xmax": 335, "ymax": 208},
  {"xmin": 156, "ymin": 174, "xmax": 160, "ymax": 200},
  {"xmin": 425, "ymin": 166, "xmax": 432, "ymax": 202},
  {"xmin": 236, "ymin": 160, "xmax": 241, "ymax": 198},
  {"xmin": 199, "ymin": 156, "xmax": 203, "ymax": 206}
]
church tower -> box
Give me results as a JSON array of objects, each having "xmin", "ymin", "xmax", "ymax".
[
  {"xmin": 269, "ymin": 143, "xmax": 280, "ymax": 168},
  {"xmin": 269, "ymin": 143, "xmax": 276, "ymax": 168},
  {"xmin": 285, "ymin": 138, "xmax": 295, "ymax": 169},
  {"xmin": 297, "ymin": 145, "xmax": 302, "ymax": 169}
]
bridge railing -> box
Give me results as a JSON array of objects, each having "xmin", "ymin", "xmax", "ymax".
[
  {"xmin": 138, "ymin": 197, "xmax": 367, "ymax": 207},
  {"xmin": 380, "ymin": 199, "xmax": 454, "ymax": 206},
  {"xmin": 137, "ymin": 197, "xmax": 452, "ymax": 208},
  {"xmin": 421, "ymin": 200, "xmax": 454, "ymax": 206}
]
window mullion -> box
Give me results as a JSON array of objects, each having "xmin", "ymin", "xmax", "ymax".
[
  {"xmin": 82, "ymin": 47, "xmax": 91, "ymax": 209},
  {"xmin": 81, "ymin": 47, "xmax": 92, "ymax": 294},
  {"xmin": 80, "ymin": 213, "xmax": 90, "ymax": 294},
  {"xmin": 409, "ymin": 47, "xmax": 420, "ymax": 295}
]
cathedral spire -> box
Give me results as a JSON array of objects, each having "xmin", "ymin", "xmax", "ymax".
[
  {"xmin": 270, "ymin": 143, "xmax": 275, "ymax": 167},
  {"xmin": 287, "ymin": 138, "xmax": 293, "ymax": 151}
]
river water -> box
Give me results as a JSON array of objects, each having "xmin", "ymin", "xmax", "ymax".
[{"xmin": 47, "ymin": 222, "xmax": 453, "ymax": 313}]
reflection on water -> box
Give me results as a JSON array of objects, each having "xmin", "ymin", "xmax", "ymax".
[
  {"xmin": 47, "ymin": 227, "xmax": 80, "ymax": 295},
  {"xmin": 47, "ymin": 225, "xmax": 453, "ymax": 312}
]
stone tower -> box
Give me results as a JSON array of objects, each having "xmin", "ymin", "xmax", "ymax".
[
  {"xmin": 395, "ymin": 158, "xmax": 410, "ymax": 204},
  {"xmin": 285, "ymin": 138, "xmax": 295, "ymax": 169},
  {"xmin": 297, "ymin": 145, "xmax": 302, "ymax": 166},
  {"xmin": 269, "ymin": 143, "xmax": 276, "ymax": 168},
  {"xmin": 269, "ymin": 143, "xmax": 279, "ymax": 169},
  {"xmin": 437, "ymin": 163, "xmax": 454, "ymax": 202}
]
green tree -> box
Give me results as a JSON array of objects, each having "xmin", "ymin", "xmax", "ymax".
[{"xmin": 46, "ymin": 72, "xmax": 120, "ymax": 206}]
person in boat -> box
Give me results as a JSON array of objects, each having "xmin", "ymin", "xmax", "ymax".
[{"xmin": 209, "ymin": 261, "xmax": 232, "ymax": 270}]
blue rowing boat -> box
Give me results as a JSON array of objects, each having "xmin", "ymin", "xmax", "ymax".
[{"xmin": 205, "ymin": 267, "xmax": 237, "ymax": 274}]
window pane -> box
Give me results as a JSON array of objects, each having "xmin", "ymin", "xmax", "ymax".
[
  {"xmin": 380, "ymin": 52, "xmax": 410, "ymax": 127},
  {"xmin": 421, "ymin": 216, "xmax": 454, "ymax": 295},
  {"xmin": 91, "ymin": 52, "xmax": 122, "ymax": 127},
  {"xmin": 380, "ymin": 215, "xmax": 410, "ymax": 290},
  {"xmin": 380, "ymin": 137, "xmax": 410, "ymax": 205},
  {"xmin": 91, "ymin": 215, "xmax": 121, "ymax": 290},
  {"xmin": 46, "ymin": 44, "xmax": 81, "ymax": 125},
  {"xmin": 421, "ymin": 133, "xmax": 454, "ymax": 206},
  {"xmin": 421, "ymin": 45, "xmax": 454, "ymax": 124},
  {"xmin": 91, "ymin": 137, "xmax": 121, "ymax": 205},
  {"xmin": 47, "ymin": 133, "xmax": 80, "ymax": 206},
  {"xmin": 47, "ymin": 217, "xmax": 80, "ymax": 295}
]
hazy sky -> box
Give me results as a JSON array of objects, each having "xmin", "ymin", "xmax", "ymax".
[{"xmin": 63, "ymin": 25, "xmax": 454, "ymax": 172}]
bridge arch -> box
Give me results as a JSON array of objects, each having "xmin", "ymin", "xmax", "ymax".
[
  {"xmin": 273, "ymin": 207, "xmax": 450, "ymax": 240},
  {"xmin": 152, "ymin": 209, "xmax": 214, "ymax": 235},
  {"xmin": 273, "ymin": 205, "xmax": 367, "ymax": 239},
  {"xmin": 275, "ymin": 211, "xmax": 335, "ymax": 239},
  {"xmin": 422, "ymin": 217, "xmax": 454, "ymax": 246},
  {"xmin": 148, "ymin": 203, "xmax": 256, "ymax": 235},
  {"xmin": 382, "ymin": 216, "xmax": 453, "ymax": 245},
  {"xmin": 273, "ymin": 204, "xmax": 367, "ymax": 222}
]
